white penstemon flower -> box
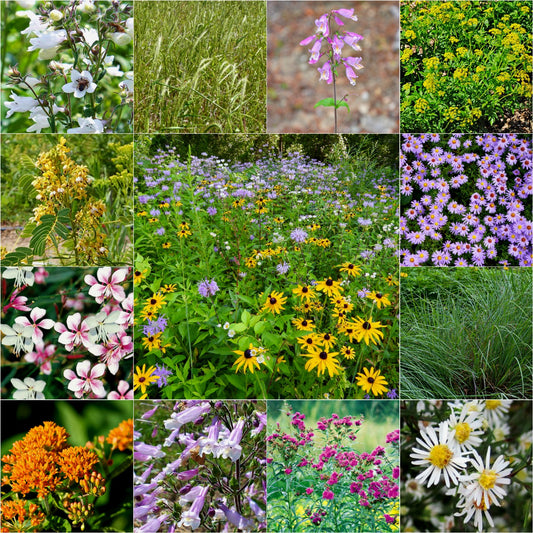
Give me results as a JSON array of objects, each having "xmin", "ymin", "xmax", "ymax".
[{"xmin": 62, "ymin": 69, "xmax": 97, "ymax": 98}]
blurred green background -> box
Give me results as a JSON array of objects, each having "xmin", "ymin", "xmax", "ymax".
[{"xmin": 268, "ymin": 400, "xmax": 399, "ymax": 452}]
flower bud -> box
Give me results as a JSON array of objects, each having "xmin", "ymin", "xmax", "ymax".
[
  {"xmin": 49, "ymin": 9, "xmax": 63, "ymax": 21},
  {"xmin": 109, "ymin": 32, "xmax": 132, "ymax": 47}
]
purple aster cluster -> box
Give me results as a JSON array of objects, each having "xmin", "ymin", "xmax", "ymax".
[
  {"xmin": 134, "ymin": 400, "xmax": 266, "ymax": 532},
  {"xmin": 300, "ymin": 8, "xmax": 363, "ymax": 86},
  {"xmin": 400, "ymin": 134, "xmax": 532, "ymax": 266}
]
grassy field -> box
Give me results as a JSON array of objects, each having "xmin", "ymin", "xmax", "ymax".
[
  {"xmin": 135, "ymin": 0, "xmax": 266, "ymax": 133},
  {"xmin": 400, "ymin": 268, "xmax": 533, "ymax": 399}
]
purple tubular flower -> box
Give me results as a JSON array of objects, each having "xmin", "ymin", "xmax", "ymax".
[
  {"xmin": 134, "ymin": 442, "xmax": 166, "ymax": 461},
  {"xmin": 177, "ymin": 468, "xmax": 199, "ymax": 481},
  {"xmin": 333, "ymin": 8, "xmax": 357, "ymax": 21},
  {"xmin": 217, "ymin": 418, "xmax": 245, "ymax": 462},
  {"xmin": 198, "ymin": 278, "xmax": 219, "ymax": 298},
  {"xmin": 177, "ymin": 486, "xmax": 209, "ymax": 530},
  {"xmin": 315, "ymin": 13, "xmax": 329, "ymax": 36},
  {"xmin": 164, "ymin": 401, "xmax": 211, "ymax": 432},
  {"xmin": 290, "ymin": 228, "xmax": 308, "ymax": 243},
  {"xmin": 308, "ymin": 38, "xmax": 323, "ymax": 64},
  {"xmin": 139, "ymin": 514, "xmax": 169, "ymax": 533},
  {"xmin": 318, "ymin": 61, "xmax": 333, "ymax": 84},
  {"xmin": 217, "ymin": 502, "xmax": 255, "ymax": 530}
]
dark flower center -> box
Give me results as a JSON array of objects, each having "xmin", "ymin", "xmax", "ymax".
[
  {"xmin": 326, "ymin": 279, "xmax": 333, "ymax": 286},
  {"xmin": 135, "ymin": 270, "xmax": 141, "ymax": 276},
  {"xmin": 362, "ymin": 322, "xmax": 372, "ymax": 330},
  {"xmin": 269, "ymin": 297, "xmax": 277, "ymax": 305},
  {"xmin": 324, "ymin": 334, "xmax": 331, "ymax": 340},
  {"xmin": 302, "ymin": 286, "xmax": 309, "ymax": 293},
  {"xmin": 139, "ymin": 377, "xmax": 146, "ymax": 383},
  {"xmin": 148, "ymin": 336, "xmax": 154, "ymax": 342},
  {"xmin": 346, "ymin": 328, "xmax": 354, "ymax": 334},
  {"xmin": 319, "ymin": 352, "xmax": 328, "ymax": 360},
  {"xmin": 376, "ymin": 293, "xmax": 383, "ymax": 298},
  {"xmin": 306, "ymin": 338, "xmax": 313, "ymax": 344},
  {"xmin": 244, "ymin": 349, "xmax": 253, "ymax": 358},
  {"xmin": 150, "ymin": 299, "xmax": 157, "ymax": 305},
  {"xmin": 348, "ymin": 264, "xmax": 354, "ymax": 269},
  {"xmin": 368, "ymin": 377, "xmax": 375, "ymax": 384},
  {"xmin": 301, "ymin": 320, "xmax": 308, "ymax": 326}
]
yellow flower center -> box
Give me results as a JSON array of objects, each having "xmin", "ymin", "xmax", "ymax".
[
  {"xmin": 427, "ymin": 444, "xmax": 453, "ymax": 469},
  {"xmin": 455, "ymin": 422, "xmax": 471, "ymax": 443},
  {"xmin": 485, "ymin": 400, "xmax": 501, "ymax": 410},
  {"xmin": 479, "ymin": 469, "xmax": 497, "ymax": 489}
]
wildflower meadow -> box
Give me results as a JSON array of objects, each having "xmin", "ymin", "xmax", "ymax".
[
  {"xmin": 1, "ymin": 400, "xmax": 133, "ymax": 532},
  {"xmin": 267, "ymin": 400, "xmax": 400, "ymax": 532},
  {"xmin": 1, "ymin": 134, "xmax": 133, "ymax": 266},
  {"xmin": 400, "ymin": 133, "xmax": 532, "ymax": 267},
  {"xmin": 401, "ymin": 399, "xmax": 532, "ymax": 533},
  {"xmin": 133, "ymin": 399, "xmax": 266, "ymax": 532},
  {"xmin": 2, "ymin": 0, "xmax": 133, "ymax": 134},
  {"xmin": 400, "ymin": 0, "xmax": 532, "ymax": 132},
  {"xmin": 133, "ymin": 134, "xmax": 399, "ymax": 400},
  {"xmin": 1, "ymin": 266, "xmax": 133, "ymax": 400}
]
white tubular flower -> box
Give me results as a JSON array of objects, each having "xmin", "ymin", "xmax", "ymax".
[
  {"xmin": 62, "ymin": 69, "xmax": 97, "ymax": 98},
  {"xmin": 410, "ymin": 421, "xmax": 468, "ymax": 487},
  {"xmin": 67, "ymin": 117, "xmax": 105, "ymax": 134},
  {"xmin": 28, "ymin": 28, "xmax": 67, "ymax": 52},
  {"xmin": 4, "ymin": 92, "xmax": 39, "ymax": 118}
]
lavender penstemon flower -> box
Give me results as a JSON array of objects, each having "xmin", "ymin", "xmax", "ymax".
[
  {"xmin": 300, "ymin": 7, "xmax": 363, "ymax": 133},
  {"xmin": 134, "ymin": 400, "xmax": 266, "ymax": 532}
]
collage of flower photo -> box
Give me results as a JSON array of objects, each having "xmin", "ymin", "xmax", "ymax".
[{"xmin": 1, "ymin": 1, "xmax": 532, "ymax": 532}]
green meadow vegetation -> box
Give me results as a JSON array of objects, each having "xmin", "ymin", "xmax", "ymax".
[
  {"xmin": 400, "ymin": 267, "xmax": 532, "ymax": 399},
  {"xmin": 135, "ymin": 0, "xmax": 266, "ymax": 133}
]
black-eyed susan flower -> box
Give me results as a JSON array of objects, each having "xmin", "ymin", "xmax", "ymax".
[
  {"xmin": 338, "ymin": 321, "xmax": 358, "ymax": 343},
  {"xmin": 177, "ymin": 228, "xmax": 192, "ymax": 238},
  {"xmin": 317, "ymin": 332, "xmax": 337, "ymax": 351},
  {"xmin": 161, "ymin": 284, "xmax": 177, "ymax": 293},
  {"xmin": 133, "ymin": 364, "xmax": 158, "ymax": 396},
  {"xmin": 142, "ymin": 332, "xmax": 163, "ymax": 351},
  {"xmin": 162, "ymin": 241, "xmax": 172, "ymax": 249},
  {"xmin": 366, "ymin": 291, "xmax": 392, "ymax": 309},
  {"xmin": 145, "ymin": 292, "xmax": 166, "ymax": 313},
  {"xmin": 233, "ymin": 344, "xmax": 265, "ymax": 374},
  {"xmin": 292, "ymin": 284, "xmax": 317, "ymax": 302},
  {"xmin": 133, "ymin": 269, "xmax": 146, "ymax": 285},
  {"xmin": 385, "ymin": 273, "xmax": 399, "ymax": 286},
  {"xmin": 296, "ymin": 333, "xmax": 320, "ymax": 350},
  {"xmin": 352, "ymin": 316, "xmax": 386, "ymax": 345},
  {"xmin": 292, "ymin": 317, "xmax": 316, "ymax": 331},
  {"xmin": 316, "ymin": 277, "xmax": 343, "ymax": 298},
  {"xmin": 356, "ymin": 366, "xmax": 389, "ymax": 396},
  {"xmin": 341, "ymin": 345, "xmax": 356, "ymax": 360},
  {"xmin": 139, "ymin": 308, "xmax": 157, "ymax": 322},
  {"xmin": 301, "ymin": 346, "xmax": 341, "ymax": 377},
  {"xmin": 262, "ymin": 290, "xmax": 287, "ymax": 314},
  {"xmin": 339, "ymin": 262, "xmax": 362, "ymax": 277}
]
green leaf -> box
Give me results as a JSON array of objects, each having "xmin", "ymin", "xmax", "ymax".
[
  {"xmin": 29, "ymin": 209, "xmax": 70, "ymax": 256},
  {"xmin": 314, "ymin": 98, "xmax": 350, "ymax": 111},
  {"xmin": 232, "ymin": 322, "xmax": 247, "ymax": 333},
  {"xmin": 225, "ymin": 373, "xmax": 247, "ymax": 391},
  {"xmin": 241, "ymin": 309, "xmax": 251, "ymax": 327}
]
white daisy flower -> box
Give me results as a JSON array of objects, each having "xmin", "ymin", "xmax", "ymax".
[
  {"xmin": 447, "ymin": 401, "xmax": 485, "ymax": 452},
  {"xmin": 482, "ymin": 400, "xmax": 512, "ymax": 428},
  {"xmin": 410, "ymin": 421, "xmax": 468, "ymax": 487},
  {"xmin": 454, "ymin": 488, "xmax": 494, "ymax": 533},
  {"xmin": 461, "ymin": 447, "xmax": 512, "ymax": 508}
]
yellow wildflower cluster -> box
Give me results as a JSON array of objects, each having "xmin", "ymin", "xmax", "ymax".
[{"xmin": 32, "ymin": 137, "xmax": 108, "ymax": 263}]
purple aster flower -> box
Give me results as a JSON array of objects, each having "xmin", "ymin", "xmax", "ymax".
[
  {"xmin": 276, "ymin": 262, "xmax": 290, "ymax": 275},
  {"xmin": 153, "ymin": 365, "xmax": 172, "ymax": 388},
  {"xmin": 198, "ymin": 278, "xmax": 219, "ymax": 298},
  {"xmin": 290, "ymin": 228, "xmax": 308, "ymax": 243},
  {"xmin": 206, "ymin": 206, "xmax": 217, "ymax": 216}
]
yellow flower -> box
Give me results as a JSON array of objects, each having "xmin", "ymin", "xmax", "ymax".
[
  {"xmin": 233, "ymin": 344, "xmax": 265, "ymax": 374},
  {"xmin": 339, "ymin": 262, "xmax": 362, "ymax": 277},
  {"xmin": 262, "ymin": 290, "xmax": 287, "ymax": 315},
  {"xmin": 366, "ymin": 291, "xmax": 392, "ymax": 309},
  {"xmin": 142, "ymin": 332, "xmax": 163, "ymax": 351},
  {"xmin": 301, "ymin": 346, "xmax": 341, "ymax": 377},
  {"xmin": 356, "ymin": 367, "xmax": 389, "ymax": 396},
  {"xmin": 315, "ymin": 277, "xmax": 343, "ymax": 298},
  {"xmin": 292, "ymin": 317, "xmax": 316, "ymax": 331},
  {"xmin": 292, "ymin": 284, "xmax": 317, "ymax": 301},
  {"xmin": 352, "ymin": 316, "xmax": 386, "ymax": 346},
  {"xmin": 133, "ymin": 365, "xmax": 158, "ymax": 394}
]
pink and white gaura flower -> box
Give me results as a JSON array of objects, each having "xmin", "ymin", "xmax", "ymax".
[
  {"xmin": 11, "ymin": 377, "xmax": 46, "ymax": 399},
  {"xmin": 107, "ymin": 379, "xmax": 134, "ymax": 400},
  {"xmin": 86, "ymin": 310, "xmax": 123, "ymax": 343},
  {"xmin": 0, "ymin": 323, "xmax": 34, "ymax": 355},
  {"xmin": 55, "ymin": 312, "xmax": 93, "ymax": 351},
  {"xmin": 24, "ymin": 341, "xmax": 56, "ymax": 375},
  {"xmin": 2, "ymin": 267, "xmax": 35, "ymax": 288},
  {"xmin": 62, "ymin": 69, "xmax": 97, "ymax": 98},
  {"xmin": 118, "ymin": 293, "xmax": 134, "ymax": 326},
  {"xmin": 14, "ymin": 306, "xmax": 55, "ymax": 343},
  {"xmin": 63, "ymin": 360, "xmax": 107, "ymax": 398},
  {"xmin": 85, "ymin": 267, "xmax": 127, "ymax": 303}
]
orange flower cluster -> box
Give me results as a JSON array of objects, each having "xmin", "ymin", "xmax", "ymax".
[
  {"xmin": 106, "ymin": 418, "xmax": 134, "ymax": 451},
  {"xmin": 0, "ymin": 500, "xmax": 45, "ymax": 531},
  {"xmin": 1, "ymin": 421, "xmax": 104, "ymax": 532}
]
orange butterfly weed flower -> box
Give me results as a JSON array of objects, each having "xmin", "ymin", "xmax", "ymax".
[
  {"xmin": 107, "ymin": 418, "xmax": 134, "ymax": 451},
  {"xmin": 1, "ymin": 499, "xmax": 45, "ymax": 530},
  {"xmin": 58, "ymin": 446, "xmax": 99, "ymax": 482}
]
